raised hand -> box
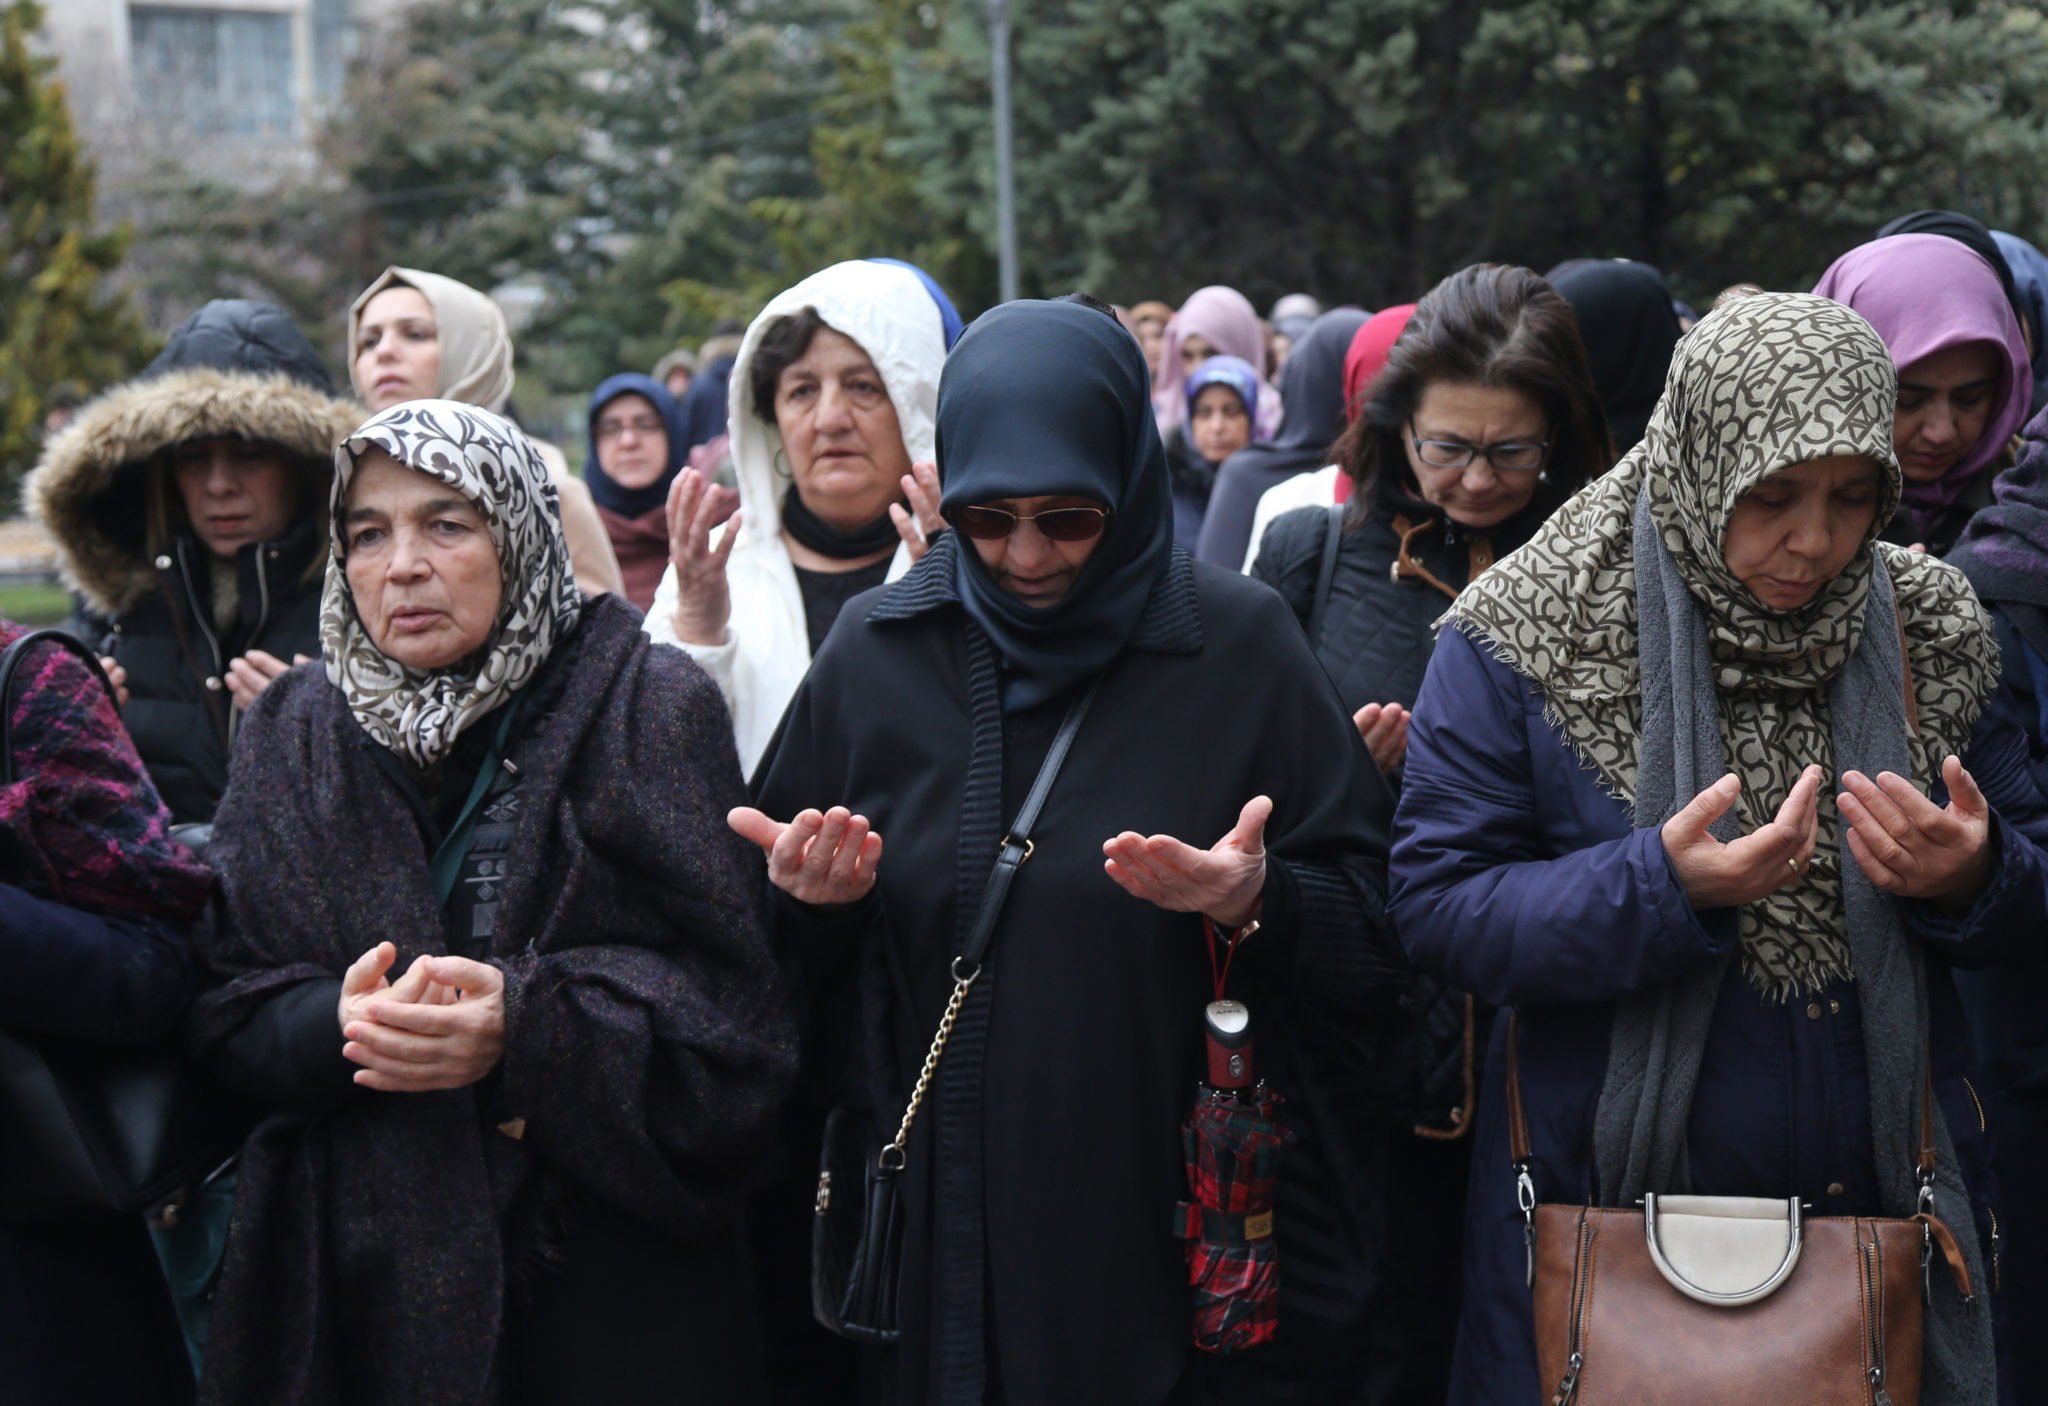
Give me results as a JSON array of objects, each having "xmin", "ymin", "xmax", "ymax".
[
  {"xmin": 1353, "ymin": 702, "xmax": 1410, "ymax": 774},
  {"xmin": 1839, "ymin": 757, "xmax": 1994, "ymax": 906},
  {"xmin": 889, "ymin": 460, "xmax": 945, "ymax": 562},
  {"xmin": 225, "ymin": 649, "xmax": 311, "ymax": 711},
  {"xmin": 1660, "ymin": 766, "xmax": 1822, "ymax": 910},
  {"xmin": 729, "ymin": 805, "xmax": 883, "ymax": 906},
  {"xmin": 343, "ymin": 955, "xmax": 506, "ymax": 1093},
  {"xmin": 665, "ymin": 467, "xmax": 742, "ymax": 645},
  {"xmin": 1102, "ymin": 795, "xmax": 1271, "ymax": 929}
]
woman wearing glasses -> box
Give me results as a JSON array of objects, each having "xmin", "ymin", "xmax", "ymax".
[
  {"xmin": 648, "ymin": 260, "xmax": 952, "ymax": 775},
  {"xmin": 582, "ymin": 373, "xmax": 688, "ymax": 612},
  {"xmin": 1246, "ymin": 263, "xmax": 1612, "ymax": 1405}
]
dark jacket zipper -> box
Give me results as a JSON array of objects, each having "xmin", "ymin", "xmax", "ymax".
[
  {"xmin": 174, "ymin": 539, "xmax": 229, "ymax": 744},
  {"xmin": 1962, "ymin": 1077, "xmax": 2002, "ymax": 1291},
  {"xmin": 1552, "ymin": 1212, "xmax": 1592, "ymax": 1405}
]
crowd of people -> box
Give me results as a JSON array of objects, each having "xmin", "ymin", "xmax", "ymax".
[{"xmin": 2, "ymin": 210, "xmax": 2044, "ymax": 1406}]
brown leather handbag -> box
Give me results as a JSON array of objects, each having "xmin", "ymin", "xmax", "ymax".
[{"xmin": 1506, "ymin": 1014, "xmax": 1977, "ymax": 1406}]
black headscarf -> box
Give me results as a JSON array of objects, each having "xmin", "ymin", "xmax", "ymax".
[
  {"xmin": 1545, "ymin": 259, "xmax": 1684, "ymax": 455},
  {"xmin": 937, "ymin": 300, "xmax": 1174, "ymax": 712},
  {"xmin": 1191, "ymin": 308, "xmax": 1370, "ymax": 565},
  {"xmin": 1875, "ymin": 209, "xmax": 2026, "ymax": 334}
]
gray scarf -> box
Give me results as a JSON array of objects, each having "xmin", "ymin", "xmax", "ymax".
[{"xmin": 1595, "ymin": 485, "xmax": 1995, "ymax": 1404}]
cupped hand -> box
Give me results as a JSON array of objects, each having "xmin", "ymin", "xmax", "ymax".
[
  {"xmin": 889, "ymin": 460, "xmax": 945, "ymax": 563},
  {"xmin": 343, "ymin": 954, "xmax": 506, "ymax": 1093},
  {"xmin": 1353, "ymin": 702, "xmax": 1410, "ymax": 774},
  {"xmin": 729, "ymin": 805, "xmax": 883, "ymax": 906},
  {"xmin": 1839, "ymin": 757, "xmax": 1994, "ymax": 907},
  {"xmin": 225, "ymin": 650, "xmax": 310, "ymax": 711},
  {"xmin": 1661, "ymin": 767, "xmax": 1822, "ymax": 910},
  {"xmin": 98, "ymin": 655, "xmax": 130, "ymax": 710},
  {"xmin": 337, "ymin": 941, "xmax": 434, "ymax": 1033},
  {"xmin": 666, "ymin": 468, "xmax": 742, "ymax": 645},
  {"xmin": 1102, "ymin": 795, "xmax": 1270, "ymax": 929}
]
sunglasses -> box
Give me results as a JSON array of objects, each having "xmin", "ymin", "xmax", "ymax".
[{"xmin": 947, "ymin": 505, "xmax": 1112, "ymax": 542}]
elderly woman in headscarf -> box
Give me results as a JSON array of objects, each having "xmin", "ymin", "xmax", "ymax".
[
  {"xmin": 582, "ymin": 372, "xmax": 689, "ymax": 611},
  {"xmin": 1814, "ymin": 235, "xmax": 2034, "ymax": 555},
  {"xmin": 1545, "ymin": 258, "xmax": 1686, "ymax": 456},
  {"xmin": 1153, "ymin": 284, "xmax": 1283, "ymax": 442},
  {"xmin": 1392, "ymin": 293, "xmax": 2045, "ymax": 1404},
  {"xmin": 649, "ymin": 259, "xmax": 951, "ymax": 775},
  {"xmin": 187, "ymin": 401, "xmax": 795, "ymax": 1406},
  {"xmin": 350, "ymin": 266, "xmax": 625, "ymax": 599}
]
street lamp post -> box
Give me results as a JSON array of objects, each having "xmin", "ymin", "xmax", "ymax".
[{"xmin": 988, "ymin": 0, "xmax": 1018, "ymax": 303}]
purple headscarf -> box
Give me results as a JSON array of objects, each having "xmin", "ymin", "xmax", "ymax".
[
  {"xmin": 1183, "ymin": 354, "xmax": 1262, "ymax": 427},
  {"xmin": 1813, "ymin": 234, "xmax": 2032, "ymax": 529},
  {"xmin": 1152, "ymin": 286, "xmax": 1282, "ymax": 438}
]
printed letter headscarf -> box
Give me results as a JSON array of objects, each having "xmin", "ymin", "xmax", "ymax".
[{"xmin": 322, "ymin": 400, "xmax": 582, "ymax": 768}]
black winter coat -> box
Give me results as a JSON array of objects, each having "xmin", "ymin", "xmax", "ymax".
[{"xmin": 27, "ymin": 298, "xmax": 359, "ymax": 824}]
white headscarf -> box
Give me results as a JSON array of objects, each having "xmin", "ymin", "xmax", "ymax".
[
  {"xmin": 348, "ymin": 268, "xmax": 516, "ymax": 414},
  {"xmin": 323, "ymin": 400, "xmax": 581, "ymax": 768}
]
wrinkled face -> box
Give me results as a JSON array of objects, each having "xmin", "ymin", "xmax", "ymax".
[
  {"xmin": 593, "ymin": 392, "xmax": 670, "ymax": 490},
  {"xmin": 1722, "ymin": 454, "xmax": 1884, "ymax": 612},
  {"xmin": 961, "ymin": 494, "xmax": 1109, "ymax": 607},
  {"xmin": 1894, "ymin": 342, "xmax": 2000, "ymax": 484},
  {"xmin": 1178, "ymin": 332, "xmax": 1218, "ymax": 376},
  {"xmin": 1190, "ymin": 384, "xmax": 1251, "ymax": 463},
  {"xmin": 170, "ymin": 438, "xmax": 300, "ymax": 560},
  {"xmin": 1403, "ymin": 381, "xmax": 1549, "ymax": 529},
  {"xmin": 341, "ymin": 449, "xmax": 504, "ymax": 670},
  {"xmin": 355, "ymin": 287, "xmax": 442, "ymax": 412},
  {"xmin": 775, "ymin": 326, "xmax": 912, "ymax": 531}
]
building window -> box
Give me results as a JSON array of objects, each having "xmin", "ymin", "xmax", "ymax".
[{"xmin": 128, "ymin": 6, "xmax": 298, "ymax": 141}]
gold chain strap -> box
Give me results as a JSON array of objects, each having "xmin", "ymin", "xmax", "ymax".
[{"xmin": 881, "ymin": 962, "xmax": 981, "ymax": 1170}]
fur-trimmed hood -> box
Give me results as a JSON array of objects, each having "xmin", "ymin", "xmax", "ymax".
[{"xmin": 28, "ymin": 366, "xmax": 360, "ymax": 617}]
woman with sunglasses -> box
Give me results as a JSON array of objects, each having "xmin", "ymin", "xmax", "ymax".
[
  {"xmin": 736, "ymin": 298, "xmax": 1396, "ymax": 1405},
  {"xmin": 649, "ymin": 261, "xmax": 952, "ymax": 776},
  {"xmin": 1246, "ymin": 264, "xmax": 1612, "ymax": 1405}
]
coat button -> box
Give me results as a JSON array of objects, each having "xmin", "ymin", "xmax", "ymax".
[
  {"xmin": 1806, "ymin": 1002, "xmax": 1823, "ymax": 1020},
  {"xmin": 1827, "ymin": 1182, "xmax": 1846, "ymax": 1197},
  {"xmin": 154, "ymin": 554, "xmax": 172, "ymax": 570},
  {"xmin": 1829, "ymin": 999, "xmax": 1841, "ymax": 1015},
  {"xmin": 204, "ymin": 676, "xmax": 223, "ymax": 691}
]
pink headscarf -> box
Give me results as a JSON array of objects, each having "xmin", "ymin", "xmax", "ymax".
[
  {"xmin": 1153, "ymin": 286, "xmax": 1282, "ymax": 438},
  {"xmin": 1333, "ymin": 303, "xmax": 1417, "ymax": 503},
  {"xmin": 1813, "ymin": 234, "xmax": 2032, "ymax": 524}
]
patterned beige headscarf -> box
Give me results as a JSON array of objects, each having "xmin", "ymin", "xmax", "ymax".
[
  {"xmin": 323, "ymin": 400, "xmax": 581, "ymax": 769},
  {"xmin": 1445, "ymin": 293, "xmax": 1996, "ymax": 996}
]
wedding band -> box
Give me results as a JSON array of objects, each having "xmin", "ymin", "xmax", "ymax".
[{"xmin": 1787, "ymin": 857, "xmax": 1800, "ymax": 875}]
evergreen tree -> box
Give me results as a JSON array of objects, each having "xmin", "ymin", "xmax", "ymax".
[{"xmin": 0, "ymin": 0, "xmax": 154, "ymax": 502}]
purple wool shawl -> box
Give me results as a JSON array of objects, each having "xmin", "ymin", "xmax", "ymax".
[
  {"xmin": 1814, "ymin": 234, "xmax": 2033, "ymax": 533},
  {"xmin": 189, "ymin": 596, "xmax": 796, "ymax": 1406}
]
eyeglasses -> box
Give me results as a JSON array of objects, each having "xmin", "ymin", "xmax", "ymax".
[
  {"xmin": 596, "ymin": 415, "xmax": 665, "ymax": 440},
  {"xmin": 947, "ymin": 505, "xmax": 1112, "ymax": 542},
  {"xmin": 1409, "ymin": 428, "xmax": 1549, "ymax": 474}
]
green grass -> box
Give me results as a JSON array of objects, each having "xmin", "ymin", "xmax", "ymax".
[{"xmin": 0, "ymin": 580, "xmax": 76, "ymax": 627}]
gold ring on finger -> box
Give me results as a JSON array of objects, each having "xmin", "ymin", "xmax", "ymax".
[{"xmin": 1787, "ymin": 857, "xmax": 1800, "ymax": 875}]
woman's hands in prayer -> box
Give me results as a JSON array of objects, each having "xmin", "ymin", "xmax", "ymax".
[
  {"xmin": 665, "ymin": 467, "xmax": 743, "ymax": 645},
  {"xmin": 1103, "ymin": 796, "xmax": 1270, "ymax": 930},
  {"xmin": 730, "ymin": 805, "xmax": 883, "ymax": 906},
  {"xmin": 338, "ymin": 941, "xmax": 506, "ymax": 1092},
  {"xmin": 225, "ymin": 650, "xmax": 310, "ymax": 712},
  {"xmin": 1662, "ymin": 767, "xmax": 1822, "ymax": 909},
  {"xmin": 1353, "ymin": 703, "xmax": 1410, "ymax": 774},
  {"xmin": 1839, "ymin": 757, "xmax": 1993, "ymax": 908},
  {"xmin": 890, "ymin": 461, "xmax": 945, "ymax": 563}
]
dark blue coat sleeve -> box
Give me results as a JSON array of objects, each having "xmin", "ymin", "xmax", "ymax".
[
  {"xmin": 0, "ymin": 883, "xmax": 193, "ymax": 1043},
  {"xmin": 1389, "ymin": 625, "xmax": 1734, "ymax": 1008}
]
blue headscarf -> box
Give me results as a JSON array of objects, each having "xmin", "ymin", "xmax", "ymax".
[
  {"xmin": 938, "ymin": 300, "xmax": 1174, "ymax": 712},
  {"xmin": 1993, "ymin": 230, "xmax": 2048, "ymax": 416},
  {"xmin": 869, "ymin": 257, "xmax": 964, "ymax": 350},
  {"xmin": 1183, "ymin": 354, "xmax": 1262, "ymax": 427},
  {"xmin": 583, "ymin": 372, "xmax": 686, "ymax": 517}
]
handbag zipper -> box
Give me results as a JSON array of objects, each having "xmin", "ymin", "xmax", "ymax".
[
  {"xmin": 1552, "ymin": 1211, "xmax": 1592, "ymax": 1405},
  {"xmin": 1864, "ymin": 1230, "xmax": 1893, "ymax": 1406}
]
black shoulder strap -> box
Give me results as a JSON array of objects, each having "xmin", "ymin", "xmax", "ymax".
[
  {"xmin": 956, "ymin": 678, "xmax": 1102, "ymax": 972},
  {"xmin": 1306, "ymin": 503, "xmax": 1345, "ymax": 648},
  {"xmin": 0, "ymin": 629, "xmax": 117, "ymax": 788}
]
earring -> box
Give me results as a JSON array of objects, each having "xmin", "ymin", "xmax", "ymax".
[{"xmin": 773, "ymin": 446, "xmax": 793, "ymax": 479}]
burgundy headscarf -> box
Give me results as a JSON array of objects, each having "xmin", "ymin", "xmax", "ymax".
[
  {"xmin": 1153, "ymin": 286, "xmax": 1281, "ymax": 438},
  {"xmin": 1333, "ymin": 304, "xmax": 1417, "ymax": 503},
  {"xmin": 1813, "ymin": 234, "xmax": 2032, "ymax": 531}
]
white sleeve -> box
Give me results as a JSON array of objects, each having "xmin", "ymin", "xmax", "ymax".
[{"xmin": 642, "ymin": 560, "xmax": 742, "ymax": 720}]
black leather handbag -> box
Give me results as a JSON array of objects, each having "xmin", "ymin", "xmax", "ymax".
[
  {"xmin": 0, "ymin": 628, "xmax": 253, "ymax": 1223},
  {"xmin": 811, "ymin": 679, "xmax": 1101, "ymax": 1341}
]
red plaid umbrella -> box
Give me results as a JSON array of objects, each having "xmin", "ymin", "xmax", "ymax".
[{"xmin": 1176, "ymin": 1082, "xmax": 1292, "ymax": 1353}]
